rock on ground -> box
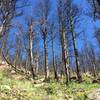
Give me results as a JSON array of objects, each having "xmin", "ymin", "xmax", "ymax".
[{"xmin": 86, "ymin": 89, "xmax": 100, "ymax": 100}]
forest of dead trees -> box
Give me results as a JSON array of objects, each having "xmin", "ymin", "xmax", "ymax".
[{"xmin": 0, "ymin": 0, "xmax": 100, "ymax": 85}]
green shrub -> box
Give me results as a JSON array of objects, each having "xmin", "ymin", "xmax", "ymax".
[{"xmin": 45, "ymin": 83, "xmax": 57, "ymax": 95}]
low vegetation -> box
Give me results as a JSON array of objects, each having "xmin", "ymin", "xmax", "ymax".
[
  {"xmin": 0, "ymin": 69, "xmax": 100, "ymax": 100},
  {"xmin": 0, "ymin": 0, "xmax": 100, "ymax": 100}
]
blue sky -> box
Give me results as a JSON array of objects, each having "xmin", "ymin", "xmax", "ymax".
[{"xmin": 8, "ymin": 0, "xmax": 100, "ymax": 60}]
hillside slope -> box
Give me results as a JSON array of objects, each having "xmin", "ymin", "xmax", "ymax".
[{"xmin": 0, "ymin": 66, "xmax": 100, "ymax": 100}]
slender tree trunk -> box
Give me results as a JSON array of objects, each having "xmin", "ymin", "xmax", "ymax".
[
  {"xmin": 91, "ymin": 52, "xmax": 97, "ymax": 77},
  {"xmin": 73, "ymin": 40, "xmax": 82, "ymax": 82},
  {"xmin": 29, "ymin": 25, "xmax": 36, "ymax": 79},
  {"xmin": 43, "ymin": 35, "xmax": 49, "ymax": 80},
  {"xmin": 51, "ymin": 32, "xmax": 58, "ymax": 79},
  {"xmin": 93, "ymin": 63, "xmax": 96, "ymax": 77},
  {"xmin": 70, "ymin": 15, "xmax": 82, "ymax": 82},
  {"xmin": 25, "ymin": 58, "xmax": 28, "ymax": 72},
  {"xmin": 68, "ymin": 10, "xmax": 82, "ymax": 82},
  {"xmin": 35, "ymin": 55, "xmax": 39, "ymax": 74},
  {"xmin": 1, "ymin": 33, "xmax": 8, "ymax": 59},
  {"xmin": 62, "ymin": 32, "xmax": 70, "ymax": 84},
  {"xmin": 14, "ymin": 58, "xmax": 17, "ymax": 71},
  {"xmin": 92, "ymin": 0, "xmax": 97, "ymax": 20}
]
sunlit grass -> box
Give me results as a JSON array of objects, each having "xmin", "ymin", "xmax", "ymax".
[{"xmin": 0, "ymin": 69, "xmax": 100, "ymax": 100}]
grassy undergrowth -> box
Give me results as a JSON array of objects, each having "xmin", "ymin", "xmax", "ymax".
[{"xmin": 0, "ymin": 70, "xmax": 100, "ymax": 100}]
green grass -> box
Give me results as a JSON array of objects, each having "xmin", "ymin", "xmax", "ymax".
[{"xmin": 0, "ymin": 70, "xmax": 100, "ymax": 100}]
